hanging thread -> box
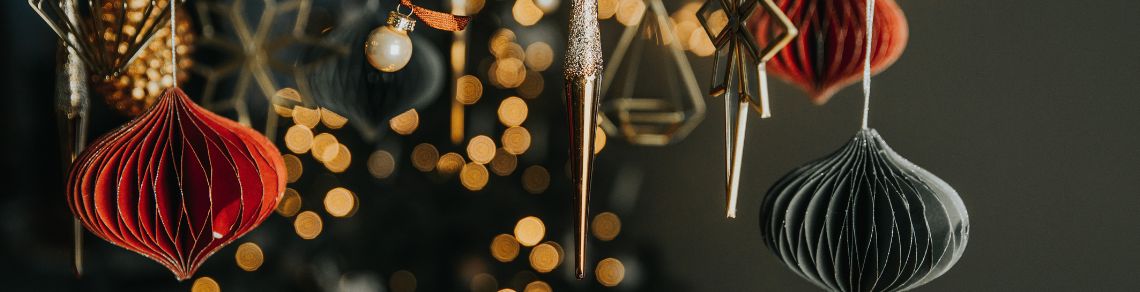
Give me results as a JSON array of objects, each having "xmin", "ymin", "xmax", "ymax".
[
  {"xmin": 170, "ymin": 0, "xmax": 178, "ymax": 87},
  {"xmin": 861, "ymin": 0, "xmax": 875, "ymax": 129}
]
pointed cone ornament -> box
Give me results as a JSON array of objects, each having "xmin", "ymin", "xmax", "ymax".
[
  {"xmin": 66, "ymin": 87, "xmax": 286, "ymax": 280},
  {"xmin": 759, "ymin": 129, "xmax": 969, "ymax": 291},
  {"xmin": 564, "ymin": 0, "xmax": 603, "ymax": 279}
]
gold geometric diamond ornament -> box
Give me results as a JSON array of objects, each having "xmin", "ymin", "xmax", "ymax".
[{"xmin": 697, "ymin": 0, "xmax": 796, "ymax": 218}]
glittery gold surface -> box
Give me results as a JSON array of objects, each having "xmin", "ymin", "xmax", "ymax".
[
  {"xmin": 92, "ymin": 7, "xmax": 193, "ymax": 116},
  {"xmin": 564, "ymin": 0, "xmax": 603, "ymax": 77}
]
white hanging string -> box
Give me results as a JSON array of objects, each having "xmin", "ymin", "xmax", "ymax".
[
  {"xmin": 170, "ymin": 0, "xmax": 178, "ymax": 87},
  {"xmin": 861, "ymin": 0, "xmax": 875, "ymax": 129}
]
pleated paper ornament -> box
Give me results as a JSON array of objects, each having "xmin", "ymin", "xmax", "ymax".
[
  {"xmin": 759, "ymin": 129, "xmax": 968, "ymax": 291},
  {"xmin": 750, "ymin": 0, "xmax": 908, "ymax": 104},
  {"xmin": 758, "ymin": 0, "xmax": 968, "ymax": 290},
  {"xmin": 67, "ymin": 87, "xmax": 286, "ymax": 280}
]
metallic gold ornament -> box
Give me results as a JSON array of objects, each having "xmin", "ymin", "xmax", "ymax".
[
  {"xmin": 91, "ymin": 7, "xmax": 194, "ymax": 116},
  {"xmin": 697, "ymin": 0, "xmax": 797, "ymax": 218},
  {"xmin": 599, "ymin": 0, "xmax": 705, "ymax": 146}
]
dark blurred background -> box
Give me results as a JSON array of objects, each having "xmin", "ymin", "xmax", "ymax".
[{"xmin": 3, "ymin": 0, "xmax": 1140, "ymax": 291}]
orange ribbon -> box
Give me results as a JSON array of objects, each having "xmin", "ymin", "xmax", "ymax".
[{"xmin": 401, "ymin": 0, "xmax": 472, "ymax": 31}]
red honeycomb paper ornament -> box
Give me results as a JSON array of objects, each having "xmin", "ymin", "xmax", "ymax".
[
  {"xmin": 66, "ymin": 87, "xmax": 286, "ymax": 280},
  {"xmin": 750, "ymin": 0, "xmax": 908, "ymax": 104}
]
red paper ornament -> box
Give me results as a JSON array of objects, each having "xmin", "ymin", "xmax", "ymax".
[
  {"xmin": 67, "ymin": 87, "xmax": 285, "ymax": 280},
  {"xmin": 750, "ymin": 0, "xmax": 908, "ymax": 104}
]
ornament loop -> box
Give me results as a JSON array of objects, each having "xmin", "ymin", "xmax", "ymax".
[{"xmin": 387, "ymin": 10, "xmax": 417, "ymax": 32}]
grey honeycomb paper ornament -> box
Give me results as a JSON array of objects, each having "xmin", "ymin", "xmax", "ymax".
[{"xmin": 759, "ymin": 128, "xmax": 969, "ymax": 292}]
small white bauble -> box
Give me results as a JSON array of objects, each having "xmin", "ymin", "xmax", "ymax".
[{"xmin": 365, "ymin": 25, "xmax": 413, "ymax": 72}]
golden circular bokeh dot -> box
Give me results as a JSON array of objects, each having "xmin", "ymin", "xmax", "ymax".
[
  {"xmin": 461, "ymin": 0, "xmax": 486, "ymax": 15},
  {"xmin": 615, "ymin": 0, "xmax": 646, "ymax": 26},
  {"xmin": 517, "ymin": 71, "xmax": 545, "ymax": 99},
  {"xmin": 292, "ymin": 106, "xmax": 322, "ymax": 128},
  {"xmin": 598, "ymin": 0, "xmax": 618, "ymax": 19},
  {"xmin": 294, "ymin": 211, "xmax": 323, "ymax": 239},
  {"xmin": 489, "ymin": 29, "xmax": 517, "ymax": 57},
  {"xmin": 323, "ymin": 144, "xmax": 352, "ymax": 173},
  {"xmin": 323, "ymin": 187, "xmax": 357, "ymax": 218},
  {"xmin": 545, "ymin": 241, "xmax": 564, "ymax": 264},
  {"xmin": 437, "ymin": 152, "xmax": 466, "ymax": 177},
  {"xmin": 689, "ymin": 29, "xmax": 716, "ymax": 57},
  {"xmin": 460, "ymin": 162, "xmax": 490, "ymax": 191},
  {"xmin": 284, "ymin": 125, "xmax": 314, "ymax": 154},
  {"xmin": 310, "ymin": 133, "xmax": 340, "ymax": 162},
  {"xmin": 498, "ymin": 97, "xmax": 529, "ymax": 127},
  {"xmin": 234, "ymin": 242, "xmax": 264, "ymax": 272},
  {"xmin": 707, "ymin": 9, "xmax": 728, "ymax": 37},
  {"xmin": 191, "ymin": 276, "xmax": 220, "ymax": 292},
  {"xmin": 524, "ymin": 42, "xmax": 553, "ymax": 72},
  {"xmin": 275, "ymin": 188, "xmax": 302, "ymax": 217},
  {"xmin": 495, "ymin": 58, "xmax": 527, "ymax": 88},
  {"xmin": 471, "ymin": 273, "xmax": 499, "ymax": 292},
  {"xmin": 368, "ymin": 150, "xmax": 396, "ymax": 179},
  {"xmin": 501, "ymin": 127, "xmax": 532, "ymax": 155},
  {"xmin": 412, "ymin": 143, "xmax": 440, "ymax": 172},
  {"xmin": 457, "ymin": 75, "xmax": 484, "ymax": 105},
  {"xmin": 591, "ymin": 212, "xmax": 621, "ymax": 241},
  {"xmin": 595, "ymin": 258, "xmax": 626, "ymax": 287},
  {"xmin": 521, "ymin": 166, "xmax": 550, "ymax": 194},
  {"xmin": 282, "ymin": 154, "xmax": 303, "ymax": 183},
  {"xmin": 499, "ymin": 289, "xmax": 518, "ymax": 292},
  {"xmin": 513, "ymin": 216, "xmax": 545, "ymax": 247},
  {"xmin": 497, "ymin": 42, "xmax": 526, "ymax": 60},
  {"xmin": 274, "ymin": 104, "xmax": 294, "ymax": 118},
  {"xmin": 390, "ymin": 109, "xmax": 420, "ymax": 135},
  {"xmin": 524, "ymin": 281, "xmax": 552, "ymax": 292},
  {"xmin": 390, "ymin": 270, "xmax": 417, "ymax": 292},
  {"xmin": 490, "ymin": 233, "xmax": 521, "ymax": 262},
  {"xmin": 512, "ymin": 0, "xmax": 544, "ymax": 26},
  {"xmin": 319, "ymin": 108, "xmax": 348, "ymax": 129},
  {"xmin": 528, "ymin": 242, "xmax": 560, "ymax": 273},
  {"xmin": 489, "ymin": 148, "xmax": 518, "ymax": 176},
  {"xmin": 466, "ymin": 135, "xmax": 497, "ymax": 164},
  {"xmin": 276, "ymin": 88, "xmax": 303, "ymax": 102},
  {"xmin": 594, "ymin": 126, "xmax": 607, "ymax": 154}
]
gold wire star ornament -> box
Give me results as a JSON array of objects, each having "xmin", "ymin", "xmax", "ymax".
[
  {"xmin": 697, "ymin": 0, "xmax": 796, "ymax": 218},
  {"xmin": 192, "ymin": 0, "xmax": 343, "ymax": 139}
]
